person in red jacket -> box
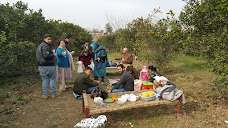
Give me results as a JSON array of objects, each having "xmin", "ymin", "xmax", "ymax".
[{"xmin": 79, "ymin": 49, "xmax": 93, "ymax": 67}]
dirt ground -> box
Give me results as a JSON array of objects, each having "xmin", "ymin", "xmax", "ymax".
[{"xmin": 1, "ymin": 57, "xmax": 228, "ymax": 128}]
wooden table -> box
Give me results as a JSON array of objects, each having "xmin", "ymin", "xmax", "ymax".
[{"xmin": 82, "ymin": 90, "xmax": 183, "ymax": 118}]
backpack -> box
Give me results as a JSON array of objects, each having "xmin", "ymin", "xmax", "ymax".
[{"xmin": 90, "ymin": 86, "xmax": 108, "ymax": 100}]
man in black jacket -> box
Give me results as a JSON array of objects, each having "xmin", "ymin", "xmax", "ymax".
[{"xmin": 36, "ymin": 34, "xmax": 57, "ymax": 99}]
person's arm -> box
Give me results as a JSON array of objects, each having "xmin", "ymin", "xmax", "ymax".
[
  {"xmin": 115, "ymin": 72, "xmax": 127, "ymax": 85},
  {"xmin": 133, "ymin": 69, "xmax": 139, "ymax": 79},
  {"xmin": 97, "ymin": 49, "xmax": 107, "ymax": 60},
  {"xmin": 125, "ymin": 54, "xmax": 133, "ymax": 64},
  {"xmin": 56, "ymin": 48, "xmax": 64, "ymax": 58},
  {"xmin": 84, "ymin": 76, "xmax": 99, "ymax": 87},
  {"xmin": 41, "ymin": 45, "xmax": 54, "ymax": 59}
]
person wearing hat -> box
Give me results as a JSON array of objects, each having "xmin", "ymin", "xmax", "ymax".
[{"xmin": 90, "ymin": 42, "xmax": 108, "ymax": 84}]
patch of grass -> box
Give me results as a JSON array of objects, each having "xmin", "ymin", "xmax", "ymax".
[
  {"xmin": 108, "ymin": 52, "xmax": 120, "ymax": 60},
  {"xmin": 173, "ymin": 54, "xmax": 207, "ymax": 71},
  {"xmin": 0, "ymin": 74, "xmax": 40, "ymax": 89},
  {"xmin": 0, "ymin": 107, "xmax": 15, "ymax": 115}
]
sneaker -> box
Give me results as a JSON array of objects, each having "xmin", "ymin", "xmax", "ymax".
[
  {"xmin": 101, "ymin": 82, "xmax": 104, "ymax": 85},
  {"xmin": 42, "ymin": 95, "xmax": 48, "ymax": 99},
  {"xmin": 76, "ymin": 95, "xmax": 82, "ymax": 100},
  {"xmin": 73, "ymin": 92, "xmax": 82, "ymax": 100}
]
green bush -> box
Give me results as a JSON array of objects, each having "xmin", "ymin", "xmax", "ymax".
[{"xmin": 0, "ymin": 33, "xmax": 36, "ymax": 78}]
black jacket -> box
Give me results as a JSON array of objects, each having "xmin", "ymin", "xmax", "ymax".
[
  {"xmin": 73, "ymin": 72, "xmax": 98, "ymax": 95},
  {"xmin": 36, "ymin": 42, "xmax": 55, "ymax": 66}
]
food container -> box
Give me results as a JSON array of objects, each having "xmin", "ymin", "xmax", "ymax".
[
  {"xmin": 116, "ymin": 98, "xmax": 126, "ymax": 105},
  {"xmin": 140, "ymin": 92, "xmax": 156, "ymax": 101}
]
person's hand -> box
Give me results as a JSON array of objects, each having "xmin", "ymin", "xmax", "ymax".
[
  {"xmin": 97, "ymin": 57, "xmax": 100, "ymax": 61},
  {"xmin": 106, "ymin": 84, "xmax": 112, "ymax": 93},
  {"xmin": 71, "ymin": 51, "xmax": 75, "ymax": 55},
  {"xmin": 54, "ymin": 53, "xmax": 57, "ymax": 56},
  {"xmin": 96, "ymin": 81, "xmax": 100, "ymax": 84},
  {"xmin": 62, "ymin": 51, "xmax": 66, "ymax": 56},
  {"xmin": 93, "ymin": 80, "xmax": 100, "ymax": 84}
]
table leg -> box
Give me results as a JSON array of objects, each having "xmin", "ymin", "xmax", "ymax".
[
  {"xmin": 85, "ymin": 107, "xmax": 90, "ymax": 118},
  {"xmin": 176, "ymin": 95, "xmax": 183, "ymax": 118},
  {"xmin": 82, "ymin": 94, "xmax": 84, "ymax": 112}
]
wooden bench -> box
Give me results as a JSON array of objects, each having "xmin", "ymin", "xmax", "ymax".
[{"xmin": 82, "ymin": 90, "xmax": 183, "ymax": 118}]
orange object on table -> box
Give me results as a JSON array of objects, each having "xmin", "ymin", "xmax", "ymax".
[{"xmin": 140, "ymin": 83, "xmax": 155, "ymax": 90}]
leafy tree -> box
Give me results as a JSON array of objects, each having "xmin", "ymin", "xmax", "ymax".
[
  {"xmin": 180, "ymin": 0, "xmax": 228, "ymax": 99},
  {"xmin": 0, "ymin": 1, "xmax": 92, "ymax": 80},
  {"xmin": 105, "ymin": 23, "xmax": 113, "ymax": 33}
]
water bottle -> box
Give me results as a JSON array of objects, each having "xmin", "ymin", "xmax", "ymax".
[
  {"xmin": 140, "ymin": 66, "xmax": 149, "ymax": 82},
  {"xmin": 97, "ymin": 100, "xmax": 105, "ymax": 107}
]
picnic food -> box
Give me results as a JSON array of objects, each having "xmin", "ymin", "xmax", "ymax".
[
  {"xmin": 142, "ymin": 91, "xmax": 154, "ymax": 97},
  {"xmin": 148, "ymin": 91, "xmax": 154, "ymax": 96},
  {"xmin": 112, "ymin": 96, "xmax": 117, "ymax": 101},
  {"xmin": 142, "ymin": 92, "xmax": 148, "ymax": 97}
]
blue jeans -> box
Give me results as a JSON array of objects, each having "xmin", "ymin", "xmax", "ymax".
[
  {"xmin": 38, "ymin": 66, "xmax": 57, "ymax": 96},
  {"xmin": 87, "ymin": 86, "xmax": 97, "ymax": 94},
  {"xmin": 111, "ymin": 85, "xmax": 126, "ymax": 93}
]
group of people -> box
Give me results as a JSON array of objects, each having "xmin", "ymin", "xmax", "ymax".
[
  {"xmin": 36, "ymin": 33, "xmax": 159, "ymax": 100},
  {"xmin": 36, "ymin": 33, "xmax": 111, "ymax": 99},
  {"xmin": 73, "ymin": 47, "xmax": 139, "ymax": 99},
  {"xmin": 36, "ymin": 34, "xmax": 76, "ymax": 98}
]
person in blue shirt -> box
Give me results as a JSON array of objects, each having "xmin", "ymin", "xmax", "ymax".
[{"xmin": 56, "ymin": 40, "xmax": 72, "ymax": 92}]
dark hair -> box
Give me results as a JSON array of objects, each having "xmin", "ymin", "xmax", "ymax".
[
  {"xmin": 85, "ymin": 66, "xmax": 92, "ymax": 71},
  {"xmin": 148, "ymin": 65, "xmax": 157, "ymax": 72},
  {"xmin": 117, "ymin": 64, "xmax": 125, "ymax": 69},
  {"xmin": 80, "ymin": 49, "xmax": 90, "ymax": 56},
  {"xmin": 43, "ymin": 34, "xmax": 52, "ymax": 38},
  {"xmin": 65, "ymin": 34, "xmax": 72, "ymax": 39},
  {"xmin": 57, "ymin": 40, "xmax": 64, "ymax": 46},
  {"xmin": 125, "ymin": 65, "xmax": 133, "ymax": 72}
]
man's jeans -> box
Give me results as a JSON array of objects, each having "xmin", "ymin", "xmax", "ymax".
[
  {"xmin": 111, "ymin": 85, "xmax": 126, "ymax": 93},
  {"xmin": 38, "ymin": 66, "xmax": 57, "ymax": 97}
]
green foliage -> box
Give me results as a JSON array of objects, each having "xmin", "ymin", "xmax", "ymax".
[
  {"xmin": 98, "ymin": 0, "xmax": 228, "ymax": 99},
  {"xmin": 99, "ymin": 10, "xmax": 182, "ymax": 68},
  {"xmin": 0, "ymin": 40, "xmax": 36, "ymax": 78},
  {"xmin": 0, "ymin": 1, "xmax": 92, "ymax": 80},
  {"xmin": 180, "ymin": 0, "xmax": 228, "ymax": 99},
  {"xmin": 105, "ymin": 23, "xmax": 113, "ymax": 33},
  {"xmin": 0, "ymin": 1, "xmax": 92, "ymax": 48}
]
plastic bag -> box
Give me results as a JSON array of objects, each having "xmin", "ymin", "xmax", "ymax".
[{"xmin": 74, "ymin": 115, "xmax": 107, "ymax": 128}]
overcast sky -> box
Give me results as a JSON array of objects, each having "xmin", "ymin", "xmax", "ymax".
[{"xmin": 1, "ymin": 0, "xmax": 186, "ymax": 30}]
